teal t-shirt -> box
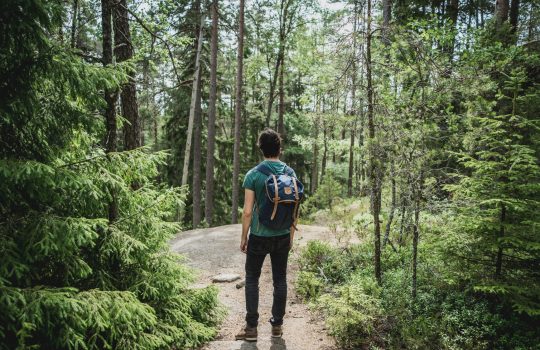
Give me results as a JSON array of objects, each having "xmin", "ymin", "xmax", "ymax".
[{"xmin": 242, "ymin": 160, "xmax": 297, "ymax": 237}]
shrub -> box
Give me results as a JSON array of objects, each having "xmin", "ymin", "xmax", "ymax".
[
  {"xmin": 318, "ymin": 274, "xmax": 385, "ymax": 349},
  {"xmin": 296, "ymin": 271, "xmax": 324, "ymax": 300}
]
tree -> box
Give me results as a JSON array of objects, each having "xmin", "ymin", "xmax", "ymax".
[
  {"xmin": 114, "ymin": 0, "xmax": 141, "ymax": 150},
  {"xmin": 347, "ymin": 0, "xmax": 360, "ymax": 197},
  {"xmin": 496, "ymin": 0, "xmax": 510, "ymax": 24},
  {"xmin": 205, "ymin": 0, "xmax": 219, "ymax": 226},
  {"xmin": 0, "ymin": 1, "xmax": 220, "ymax": 347},
  {"xmin": 365, "ymin": 0, "xmax": 382, "ymax": 285},
  {"xmin": 447, "ymin": 68, "xmax": 540, "ymax": 315},
  {"xmin": 232, "ymin": 0, "xmax": 245, "ymax": 224},
  {"xmin": 101, "ymin": 0, "xmax": 119, "ymax": 223},
  {"xmin": 181, "ymin": 16, "xmax": 204, "ymax": 188},
  {"xmin": 192, "ymin": 0, "xmax": 204, "ymax": 228}
]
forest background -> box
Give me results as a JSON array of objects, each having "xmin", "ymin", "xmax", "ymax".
[{"xmin": 1, "ymin": 0, "xmax": 539, "ymax": 348}]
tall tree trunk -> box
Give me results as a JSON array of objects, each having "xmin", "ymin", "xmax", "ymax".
[
  {"xmin": 412, "ymin": 187, "xmax": 420, "ymax": 299},
  {"xmin": 509, "ymin": 0, "xmax": 520, "ymax": 34},
  {"xmin": 277, "ymin": 56, "xmax": 285, "ymax": 136},
  {"xmin": 181, "ymin": 17, "xmax": 204, "ymax": 187},
  {"xmin": 191, "ymin": 0, "xmax": 203, "ymax": 228},
  {"xmin": 383, "ymin": 171, "xmax": 396, "ymax": 247},
  {"xmin": 232, "ymin": 0, "xmax": 244, "ymax": 224},
  {"xmin": 102, "ymin": 0, "xmax": 118, "ymax": 223},
  {"xmin": 321, "ymin": 120, "xmax": 328, "ymax": 182},
  {"xmin": 311, "ymin": 110, "xmax": 320, "ymax": 193},
  {"xmin": 366, "ymin": 0, "xmax": 382, "ymax": 285},
  {"xmin": 265, "ymin": 56, "xmax": 281, "ymax": 126},
  {"xmin": 192, "ymin": 64, "xmax": 203, "ymax": 227},
  {"xmin": 445, "ymin": 0, "xmax": 459, "ymax": 56},
  {"xmin": 114, "ymin": 0, "xmax": 140, "ymax": 150},
  {"xmin": 495, "ymin": 204, "xmax": 506, "ymax": 277},
  {"xmin": 71, "ymin": 0, "xmax": 79, "ymax": 48},
  {"xmin": 348, "ymin": 0, "xmax": 359, "ymax": 197},
  {"xmin": 382, "ymin": 0, "xmax": 392, "ymax": 41},
  {"xmin": 205, "ymin": 0, "xmax": 219, "ymax": 226},
  {"xmin": 495, "ymin": 0, "xmax": 510, "ymax": 24}
]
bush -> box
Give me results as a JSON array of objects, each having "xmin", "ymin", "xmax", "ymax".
[
  {"xmin": 296, "ymin": 271, "xmax": 324, "ymax": 300},
  {"xmin": 318, "ymin": 274, "xmax": 385, "ymax": 349}
]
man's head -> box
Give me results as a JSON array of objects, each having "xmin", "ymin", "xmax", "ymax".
[{"xmin": 258, "ymin": 128, "xmax": 282, "ymax": 158}]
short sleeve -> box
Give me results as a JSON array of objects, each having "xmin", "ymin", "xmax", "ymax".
[{"xmin": 242, "ymin": 169, "xmax": 256, "ymax": 191}]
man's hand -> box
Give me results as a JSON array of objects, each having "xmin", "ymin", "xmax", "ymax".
[{"xmin": 240, "ymin": 237, "xmax": 248, "ymax": 254}]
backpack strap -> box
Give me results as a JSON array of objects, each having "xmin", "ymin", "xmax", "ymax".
[
  {"xmin": 255, "ymin": 163, "xmax": 273, "ymax": 176},
  {"xmin": 284, "ymin": 165, "xmax": 294, "ymax": 177}
]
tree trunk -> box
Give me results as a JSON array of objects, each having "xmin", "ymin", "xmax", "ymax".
[
  {"xmin": 495, "ymin": 203, "xmax": 506, "ymax": 278},
  {"xmin": 321, "ymin": 120, "xmax": 328, "ymax": 182},
  {"xmin": 348, "ymin": 0, "xmax": 359, "ymax": 197},
  {"xmin": 265, "ymin": 56, "xmax": 281, "ymax": 126},
  {"xmin": 232, "ymin": 0, "xmax": 244, "ymax": 224},
  {"xmin": 277, "ymin": 56, "xmax": 285, "ymax": 136},
  {"xmin": 181, "ymin": 16, "xmax": 204, "ymax": 187},
  {"xmin": 398, "ymin": 196, "xmax": 406, "ymax": 245},
  {"xmin": 445, "ymin": 0, "xmax": 459, "ymax": 56},
  {"xmin": 114, "ymin": 0, "xmax": 140, "ymax": 151},
  {"xmin": 383, "ymin": 174, "xmax": 396, "ymax": 247},
  {"xmin": 205, "ymin": 0, "xmax": 218, "ymax": 226},
  {"xmin": 311, "ymin": 111, "xmax": 320, "ymax": 193},
  {"xmin": 495, "ymin": 0, "xmax": 510, "ymax": 24},
  {"xmin": 412, "ymin": 189, "xmax": 420, "ymax": 299},
  {"xmin": 71, "ymin": 0, "xmax": 79, "ymax": 48},
  {"xmin": 102, "ymin": 0, "xmax": 118, "ymax": 223},
  {"xmin": 509, "ymin": 0, "xmax": 519, "ymax": 34},
  {"xmin": 382, "ymin": 0, "xmax": 392, "ymax": 40},
  {"xmin": 366, "ymin": 0, "xmax": 382, "ymax": 285},
  {"xmin": 192, "ymin": 61, "xmax": 203, "ymax": 227}
]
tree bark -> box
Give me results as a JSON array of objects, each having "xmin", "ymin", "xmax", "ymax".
[
  {"xmin": 348, "ymin": 0, "xmax": 359, "ymax": 197},
  {"xmin": 232, "ymin": 0, "xmax": 244, "ymax": 224},
  {"xmin": 205, "ymin": 0, "xmax": 219, "ymax": 226},
  {"xmin": 445, "ymin": 0, "xmax": 459, "ymax": 56},
  {"xmin": 114, "ymin": 0, "xmax": 140, "ymax": 151},
  {"xmin": 509, "ymin": 0, "xmax": 519, "ymax": 34},
  {"xmin": 366, "ymin": 0, "xmax": 382, "ymax": 285},
  {"xmin": 412, "ymin": 188, "xmax": 420, "ymax": 299},
  {"xmin": 71, "ymin": 0, "xmax": 79, "ymax": 48},
  {"xmin": 192, "ymin": 33, "xmax": 203, "ymax": 228},
  {"xmin": 382, "ymin": 0, "xmax": 392, "ymax": 40},
  {"xmin": 277, "ymin": 55, "xmax": 285, "ymax": 136},
  {"xmin": 311, "ymin": 110, "xmax": 320, "ymax": 193},
  {"xmin": 383, "ymin": 174, "xmax": 396, "ymax": 247},
  {"xmin": 181, "ymin": 16, "xmax": 204, "ymax": 187},
  {"xmin": 102, "ymin": 0, "xmax": 118, "ymax": 223},
  {"xmin": 321, "ymin": 120, "xmax": 328, "ymax": 182},
  {"xmin": 495, "ymin": 0, "xmax": 510, "ymax": 25}
]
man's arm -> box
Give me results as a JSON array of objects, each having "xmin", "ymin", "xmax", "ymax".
[{"xmin": 240, "ymin": 189, "xmax": 255, "ymax": 253}]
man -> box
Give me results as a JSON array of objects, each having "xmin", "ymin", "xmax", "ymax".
[{"xmin": 235, "ymin": 128, "xmax": 298, "ymax": 342}]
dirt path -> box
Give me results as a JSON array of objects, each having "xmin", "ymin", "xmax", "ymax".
[{"xmin": 170, "ymin": 224, "xmax": 338, "ymax": 350}]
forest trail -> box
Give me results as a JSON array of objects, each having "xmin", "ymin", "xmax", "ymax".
[{"xmin": 170, "ymin": 224, "xmax": 338, "ymax": 350}]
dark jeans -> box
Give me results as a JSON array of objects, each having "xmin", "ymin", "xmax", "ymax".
[{"xmin": 245, "ymin": 233, "xmax": 290, "ymax": 328}]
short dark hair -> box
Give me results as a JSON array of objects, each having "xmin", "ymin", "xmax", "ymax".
[{"xmin": 258, "ymin": 128, "xmax": 282, "ymax": 158}]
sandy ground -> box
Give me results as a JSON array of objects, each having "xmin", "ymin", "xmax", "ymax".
[{"xmin": 170, "ymin": 224, "xmax": 340, "ymax": 350}]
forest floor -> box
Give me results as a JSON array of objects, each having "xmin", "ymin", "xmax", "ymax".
[{"xmin": 170, "ymin": 224, "xmax": 342, "ymax": 350}]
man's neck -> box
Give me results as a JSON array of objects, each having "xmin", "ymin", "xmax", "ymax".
[{"xmin": 264, "ymin": 157, "xmax": 280, "ymax": 162}]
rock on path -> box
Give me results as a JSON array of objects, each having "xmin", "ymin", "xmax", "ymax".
[{"xmin": 170, "ymin": 224, "xmax": 338, "ymax": 350}]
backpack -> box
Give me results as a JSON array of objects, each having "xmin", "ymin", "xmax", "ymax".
[{"xmin": 255, "ymin": 163, "xmax": 304, "ymax": 231}]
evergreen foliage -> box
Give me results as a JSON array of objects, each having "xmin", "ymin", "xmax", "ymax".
[{"xmin": 0, "ymin": 1, "xmax": 221, "ymax": 348}]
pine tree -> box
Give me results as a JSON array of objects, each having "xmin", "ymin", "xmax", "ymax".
[
  {"xmin": 448, "ymin": 68, "xmax": 540, "ymax": 315},
  {"xmin": 0, "ymin": 1, "xmax": 221, "ymax": 348}
]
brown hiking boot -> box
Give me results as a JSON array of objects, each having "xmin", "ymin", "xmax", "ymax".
[
  {"xmin": 271, "ymin": 325, "xmax": 283, "ymax": 338},
  {"xmin": 235, "ymin": 325, "xmax": 257, "ymax": 341}
]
